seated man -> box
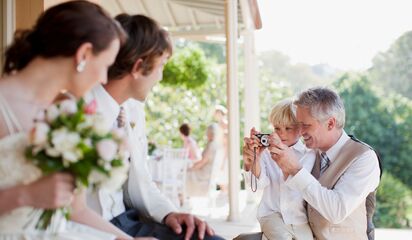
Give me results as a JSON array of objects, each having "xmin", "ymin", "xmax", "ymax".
[
  {"xmin": 269, "ymin": 87, "xmax": 380, "ymax": 240},
  {"xmin": 235, "ymin": 88, "xmax": 381, "ymax": 240},
  {"xmin": 87, "ymin": 13, "xmax": 223, "ymax": 240}
]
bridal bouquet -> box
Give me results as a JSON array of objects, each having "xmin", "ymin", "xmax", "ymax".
[{"xmin": 25, "ymin": 98, "xmax": 130, "ymax": 230}]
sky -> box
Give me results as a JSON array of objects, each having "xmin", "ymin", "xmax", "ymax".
[{"xmin": 255, "ymin": 0, "xmax": 412, "ymax": 70}]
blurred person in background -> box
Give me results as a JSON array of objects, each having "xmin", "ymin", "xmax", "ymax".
[{"xmin": 179, "ymin": 123, "xmax": 201, "ymax": 163}]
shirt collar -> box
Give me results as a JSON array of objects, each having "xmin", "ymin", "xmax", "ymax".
[
  {"xmin": 324, "ymin": 130, "xmax": 349, "ymax": 163},
  {"xmin": 90, "ymin": 85, "xmax": 120, "ymax": 127}
]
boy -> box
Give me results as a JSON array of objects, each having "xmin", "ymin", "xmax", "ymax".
[{"xmin": 243, "ymin": 99, "xmax": 315, "ymax": 240}]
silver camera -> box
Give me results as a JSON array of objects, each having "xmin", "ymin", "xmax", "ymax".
[{"xmin": 255, "ymin": 133, "xmax": 270, "ymax": 147}]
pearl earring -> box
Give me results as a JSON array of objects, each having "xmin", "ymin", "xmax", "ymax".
[{"xmin": 76, "ymin": 60, "xmax": 86, "ymax": 73}]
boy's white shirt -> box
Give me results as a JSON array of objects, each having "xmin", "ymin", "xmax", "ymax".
[{"xmin": 244, "ymin": 140, "xmax": 316, "ymax": 225}]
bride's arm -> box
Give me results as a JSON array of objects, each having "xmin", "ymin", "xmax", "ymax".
[
  {"xmin": 69, "ymin": 191, "xmax": 133, "ymax": 240},
  {"xmin": 0, "ymin": 185, "xmax": 28, "ymax": 215},
  {"xmin": 0, "ymin": 173, "xmax": 74, "ymax": 215}
]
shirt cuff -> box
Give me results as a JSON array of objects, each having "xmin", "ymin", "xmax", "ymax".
[
  {"xmin": 286, "ymin": 168, "xmax": 316, "ymax": 191},
  {"xmin": 152, "ymin": 201, "xmax": 178, "ymax": 223}
]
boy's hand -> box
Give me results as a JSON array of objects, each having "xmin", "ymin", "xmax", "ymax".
[{"xmin": 243, "ymin": 128, "xmax": 265, "ymax": 176}]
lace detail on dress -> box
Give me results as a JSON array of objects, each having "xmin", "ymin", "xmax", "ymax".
[
  {"xmin": 0, "ymin": 133, "xmax": 41, "ymax": 188},
  {"xmin": 0, "ymin": 133, "xmax": 42, "ymax": 232}
]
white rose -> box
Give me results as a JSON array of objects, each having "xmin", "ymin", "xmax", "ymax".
[
  {"xmin": 88, "ymin": 169, "xmax": 107, "ymax": 186},
  {"xmin": 51, "ymin": 128, "xmax": 81, "ymax": 155},
  {"xmin": 77, "ymin": 116, "xmax": 93, "ymax": 131},
  {"xmin": 97, "ymin": 139, "xmax": 118, "ymax": 161},
  {"xmin": 30, "ymin": 122, "xmax": 49, "ymax": 146},
  {"xmin": 62, "ymin": 149, "xmax": 82, "ymax": 163},
  {"xmin": 45, "ymin": 144, "xmax": 60, "ymax": 157},
  {"xmin": 59, "ymin": 99, "xmax": 77, "ymax": 115},
  {"xmin": 92, "ymin": 115, "xmax": 110, "ymax": 136},
  {"xmin": 46, "ymin": 105, "xmax": 60, "ymax": 122},
  {"xmin": 84, "ymin": 138, "xmax": 92, "ymax": 147}
]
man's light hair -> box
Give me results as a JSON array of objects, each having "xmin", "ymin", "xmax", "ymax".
[
  {"xmin": 294, "ymin": 87, "xmax": 345, "ymax": 129},
  {"xmin": 269, "ymin": 99, "xmax": 298, "ymax": 126}
]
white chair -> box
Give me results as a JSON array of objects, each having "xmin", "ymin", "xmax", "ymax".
[{"xmin": 160, "ymin": 148, "xmax": 189, "ymax": 207}]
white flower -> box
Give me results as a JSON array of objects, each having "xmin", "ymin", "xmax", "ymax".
[
  {"xmin": 59, "ymin": 99, "xmax": 77, "ymax": 115},
  {"xmin": 46, "ymin": 105, "xmax": 60, "ymax": 122},
  {"xmin": 83, "ymin": 138, "xmax": 92, "ymax": 147},
  {"xmin": 88, "ymin": 169, "xmax": 107, "ymax": 185},
  {"xmin": 77, "ymin": 116, "xmax": 93, "ymax": 131},
  {"xmin": 29, "ymin": 122, "xmax": 50, "ymax": 146},
  {"xmin": 45, "ymin": 144, "xmax": 60, "ymax": 157},
  {"xmin": 62, "ymin": 149, "xmax": 82, "ymax": 163},
  {"xmin": 97, "ymin": 139, "xmax": 118, "ymax": 161},
  {"xmin": 51, "ymin": 128, "xmax": 81, "ymax": 160},
  {"xmin": 92, "ymin": 115, "xmax": 110, "ymax": 136}
]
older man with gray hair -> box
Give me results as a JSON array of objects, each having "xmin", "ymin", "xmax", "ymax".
[{"xmin": 266, "ymin": 87, "xmax": 380, "ymax": 240}]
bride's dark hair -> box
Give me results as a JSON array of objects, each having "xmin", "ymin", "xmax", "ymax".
[{"xmin": 3, "ymin": 0, "xmax": 126, "ymax": 74}]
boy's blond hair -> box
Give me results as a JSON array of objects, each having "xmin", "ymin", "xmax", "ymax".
[{"xmin": 269, "ymin": 99, "xmax": 298, "ymax": 126}]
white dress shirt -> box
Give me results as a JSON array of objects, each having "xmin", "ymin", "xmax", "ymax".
[
  {"xmin": 245, "ymin": 140, "xmax": 315, "ymax": 225},
  {"xmin": 121, "ymin": 99, "xmax": 177, "ymax": 222},
  {"xmin": 286, "ymin": 131, "xmax": 381, "ymax": 224},
  {"xmin": 85, "ymin": 85, "xmax": 125, "ymax": 221},
  {"xmin": 86, "ymin": 86, "xmax": 177, "ymax": 222}
]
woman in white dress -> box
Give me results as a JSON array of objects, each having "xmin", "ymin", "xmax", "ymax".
[{"xmin": 0, "ymin": 1, "xmax": 153, "ymax": 240}]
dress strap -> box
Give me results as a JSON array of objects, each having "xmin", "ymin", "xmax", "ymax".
[{"xmin": 0, "ymin": 93, "xmax": 23, "ymax": 134}]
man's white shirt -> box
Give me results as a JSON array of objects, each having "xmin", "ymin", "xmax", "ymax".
[
  {"xmin": 245, "ymin": 140, "xmax": 315, "ymax": 225},
  {"xmin": 85, "ymin": 85, "xmax": 124, "ymax": 220},
  {"xmin": 86, "ymin": 85, "xmax": 176, "ymax": 222},
  {"xmin": 286, "ymin": 131, "xmax": 381, "ymax": 224},
  {"xmin": 121, "ymin": 99, "xmax": 177, "ymax": 222}
]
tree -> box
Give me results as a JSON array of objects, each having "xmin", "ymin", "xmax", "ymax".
[
  {"xmin": 375, "ymin": 171, "xmax": 412, "ymax": 228},
  {"xmin": 334, "ymin": 73, "xmax": 412, "ymax": 187},
  {"xmin": 369, "ymin": 31, "xmax": 412, "ymax": 99},
  {"xmin": 162, "ymin": 45, "xmax": 210, "ymax": 89}
]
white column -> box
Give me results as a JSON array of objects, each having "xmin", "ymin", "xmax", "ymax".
[
  {"xmin": 1, "ymin": 0, "xmax": 15, "ymax": 74},
  {"xmin": 225, "ymin": 0, "xmax": 240, "ymax": 221},
  {"xmin": 243, "ymin": 30, "xmax": 260, "ymax": 136}
]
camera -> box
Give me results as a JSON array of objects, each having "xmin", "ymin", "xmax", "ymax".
[{"xmin": 255, "ymin": 133, "xmax": 270, "ymax": 147}]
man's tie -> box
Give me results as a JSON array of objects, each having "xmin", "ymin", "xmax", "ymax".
[
  {"xmin": 116, "ymin": 106, "xmax": 133, "ymax": 208},
  {"xmin": 320, "ymin": 152, "xmax": 330, "ymax": 175},
  {"xmin": 117, "ymin": 106, "xmax": 126, "ymax": 128}
]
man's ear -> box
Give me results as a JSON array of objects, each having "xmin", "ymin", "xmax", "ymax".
[
  {"xmin": 327, "ymin": 117, "xmax": 336, "ymax": 130},
  {"xmin": 131, "ymin": 58, "xmax": 143, "ymax": 79},
  {"xmin": 75, "ymin": 42, "xmax": 93, "ymax": 67}
]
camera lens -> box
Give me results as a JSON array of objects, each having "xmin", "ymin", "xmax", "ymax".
[{"xmin": 261, "ymin": 135, "xmax": 269, "ymax": 147}]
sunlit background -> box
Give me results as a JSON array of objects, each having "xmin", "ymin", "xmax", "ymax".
[{"xmin": 256, "ymin": 0, "xmax": 412, "ymax": 70}]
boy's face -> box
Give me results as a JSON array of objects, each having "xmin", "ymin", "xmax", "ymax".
[{"xmin": 273, "ymin": 123, "xmax": 301, "ymax": 147}]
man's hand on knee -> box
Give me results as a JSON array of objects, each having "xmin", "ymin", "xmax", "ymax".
[{"xmin": 164, "ymin": 212, "xmax": 215, "ymax": 240}]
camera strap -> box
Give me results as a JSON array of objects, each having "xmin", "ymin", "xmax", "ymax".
[{"xmin": 250, "ymin": 147, "xmax": 258, "ymax": 192}]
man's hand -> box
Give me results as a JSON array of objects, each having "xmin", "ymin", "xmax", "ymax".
[
  {"xmin": 268, "ymin": 136, "xmax": 302, "ymax": 177},
  {"xmin": 164, "ymin": 212, "xmax": 214, "ymax": 240}
]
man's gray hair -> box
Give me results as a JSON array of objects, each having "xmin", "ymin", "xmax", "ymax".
[{"xmin": 294, "ymin": 87, "xmax": 345, "ymax": 129}]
